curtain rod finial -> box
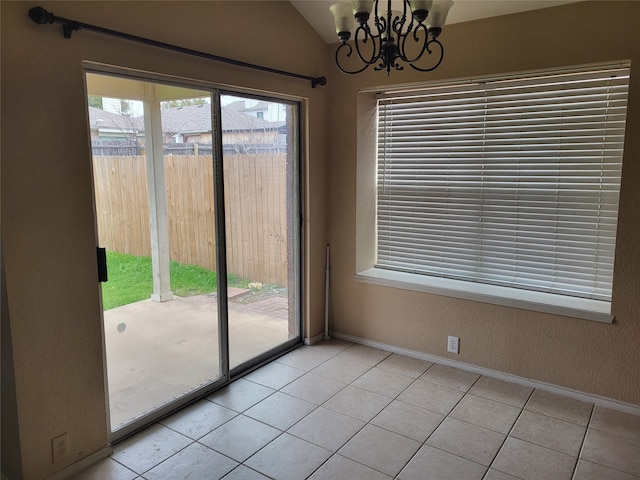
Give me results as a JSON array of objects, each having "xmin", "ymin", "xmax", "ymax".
[{"xmin": 29, "ymin": 6, "xmax": 54, "ymax": 25}]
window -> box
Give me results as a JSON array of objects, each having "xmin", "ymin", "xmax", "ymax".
[{"xmin": 357, "ymin": 63, "xmax": 630, "ymax": 322}]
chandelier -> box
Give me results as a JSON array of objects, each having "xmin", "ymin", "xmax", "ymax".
[{"xmin": 330, "ymin": 0, "xmax": 453, "ymax": 75}]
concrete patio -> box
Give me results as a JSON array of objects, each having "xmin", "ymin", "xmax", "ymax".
[{"xmin": 103, "ymin": 288, "xmax": 293, "ymax": 430}]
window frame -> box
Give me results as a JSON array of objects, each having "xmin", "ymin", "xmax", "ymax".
[{"xmin": 355, "ymin": 62, "xmax": 631, "ymax": 323}]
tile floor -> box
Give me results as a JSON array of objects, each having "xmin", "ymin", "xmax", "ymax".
[{"xmin": 73, "ymin": 339, "xmax": 640, "ymax": 480}]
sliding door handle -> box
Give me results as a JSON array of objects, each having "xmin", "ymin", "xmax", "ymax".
[{"xmin": 97, "ymin": 247, "xmax": 108, "ymax": 282}]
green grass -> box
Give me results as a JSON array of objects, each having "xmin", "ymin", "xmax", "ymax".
[{"xmin": 101, "ymin": 251, "xmax": 249, "ymax": 310}]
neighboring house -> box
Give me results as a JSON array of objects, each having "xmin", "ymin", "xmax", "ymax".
[
  {"xmin": 158, "ymin": 103, "xmax": 212, "ymax": 143},
  {"xmin": 160, "ymin": 103, "xmax": 285, "ymax": 146},
  {"xmin": 224, "ymin": 98, "xmax": 287, "ymax": 122},
  {"xmin": 89, "ymin": 103, "xmax": 285, "ymax": 149},
  {"xmin": 87, "ymin": 105, "xmax": 142, "ymax": 142}
]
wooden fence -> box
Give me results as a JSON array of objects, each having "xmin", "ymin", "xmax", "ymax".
[{"xmin": 92, "ymin": 154, "xmax": 289, "ymax": 286}]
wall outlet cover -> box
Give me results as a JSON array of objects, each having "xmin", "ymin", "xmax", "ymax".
[{"xmin": 447, "ymin": 335, "xmax": 459, "ymax": 354}]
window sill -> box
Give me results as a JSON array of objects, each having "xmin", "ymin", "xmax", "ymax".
[{"xmin": 354, "ymin": 268, "xmax": 613, "ymax": 324}]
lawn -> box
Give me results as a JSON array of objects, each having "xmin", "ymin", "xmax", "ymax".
[{"xmin": 101, "ymin": 251, "xmax": 249, "ymax": 310}]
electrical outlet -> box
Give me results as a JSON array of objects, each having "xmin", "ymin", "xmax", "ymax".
[
  {"xmin": 51, "ymin": 432, "xmax": 69, "ymax": 463},
  {"xmin": 447, "ymin": 335, "xmax": 459, "ymax": 354}
]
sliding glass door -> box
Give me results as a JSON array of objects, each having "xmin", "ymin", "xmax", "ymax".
[
  {"xmin": 220, "ymin": 94, "xmax": 301, "ymax": 371},
  {"xmin": 85, "ymin": 69, "xmax": 301, "ymax": 439}
]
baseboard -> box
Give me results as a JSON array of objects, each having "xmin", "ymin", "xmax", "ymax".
[
  {"xmin": 304, "ymin": 332, "xmax": 325, "ymax": 345},
  {"xmin": 47, "ymin": 445, "xmax": 112, "ymax": 480},
  {"xmin": 332, "ymin": 331, "xmax": 640, "ymax": 416}
]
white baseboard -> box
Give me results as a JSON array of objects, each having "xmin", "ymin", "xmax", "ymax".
[
  {"xmin": 47, "ymin": 446, "xmax": 112, "ymax": 480},
  {"xmin": 304, "ymin": 332, "xmax": 325, "ymax": 345},
  {"xmin": 333, "ymin": 331, "xmax": 640, "ymax": 416}
]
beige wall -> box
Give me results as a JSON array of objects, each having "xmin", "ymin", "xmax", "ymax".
[
  {"xmin": 0, "ymin": 2, "xmax": 329, "ymax": 478},
  {"xmin": 327, "ymin": 1, "xmax": 640, "ymax": 405}
]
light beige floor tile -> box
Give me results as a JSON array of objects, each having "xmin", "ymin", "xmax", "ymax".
[
  {"xmin": 243, "ymin": 362, "xmax": 305, "ymax": 390},
  {"xmin": 280, "ymin": 372, "xmax": 346, "ymax": 405},
  {"xmin": 469, "ymin": 376, "xmax": 533, "ymax": 408},
  {"xmin": 160, "ymin": 399, "xmax": 237, "ymax": 440},
  {"xmin": 306, "ymin": 338, "xmax": 353, "ymax": 356},
  {"xmin": 482, "ymin": 469, "xmax": 522, "ymax": 480},
  {"xmin": 323, "ymin": 385, "xmax": 392, "ymax": 422},
  {"xmin": 511, "ymin": 410, "xmax": 586, "ymax": 456},
  {"xmin": 244, "ymin": 391, "xmax": 315, "ymax": 430},
  {"xmin": 420, "ymin": 364, "xmax": 480, "ymax": 392},
  {"xmin": 351, "ymin": 367, "xmax": 414, "ymax": 398},
  {"xmin": 338, "ymin": 424, "xmax": 421, "ymax": 477},
  {"xmin": 309, "ymin": 454, "xmax": 392, "ymax": 480},
  {"xmin": 525, "ymin": 389, "xmax": 593, "ymax": 426},
  {"xmin": 371, "ymin": 400, "xmax": 445, "ymax": 442},
  {"xmin": 573, "ymin": 459, "xmax": 639, "ymax": 480},
  {"xmin": 275, "ymin": 347, "xmax": 333, "ymax": 371},
  {"xmin": 207, "ymin": 378, "xmax": 274, "ymax": 412},
  {"xmin": 427, "ymin": 417, "xmax": 506, "ymax": 466},
  {"xmin": 398, "ymin": 444, "xmax": 487, "ymax": 480},
  {"xmin": 581, "ymin": 428, "xmax": 640, "ymax": 476},
  {"xmin": 222, "ymin": 465, "xmax": 270, "ymax": 479},
  {"xmin": 144, "ymin": 443, "xmax": 237, "ymax": 480},
  {"xmin": 311, "ymin": 356, "xmax": 372, "ymax": 384},
  {"xmin": 376, "ymin": 353, "xmax": 433, "ymax": 378},
  {"xmin": 337, "ymin": 344, "xmax": 392, "ymax": 366},
  {"xmin": 288, "ymin": 406, "xmax": 365, "ymax": 451},
  {"xmin": 451, "ymin": 394, "xmax": 521, "ymax": 434},
  {"xmin": 590, "ymin": 406, "xmax": 640, "ymax": 442},
  {"xmin": 71, "ymin": 458, "xmax": 137, "ymax": 480},
  {"xmin": 397, "ymin": 379, "xmax": 465, "ymax": 415},
  {"xmin": 111, "ymin": 424, "xmax": 192, "ymax": 474},
  {"xmin": 199, "ymin": 415, "xmax": 280, "ymax": 462},
  {"xmin": 491, "ymin": 437, "xmax": 577, "ymax": 480},
  {"xmin": 245, "ymin": 433, "xmax": 331, "ymax": 480}
]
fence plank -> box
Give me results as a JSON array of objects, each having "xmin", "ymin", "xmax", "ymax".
[
  {"xmin": 93, "ymin": 154, "xmax": 288, "ymax": 286},
  {"xmin": 93, "ymin": 156, "xmax": 151, "ymax": 257}
]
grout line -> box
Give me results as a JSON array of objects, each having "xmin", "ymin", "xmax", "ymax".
[
  {"xmin": 571, "ymin": 404, "xmax": 596, "ymax": 480},
  {"xmin": 482, "ymin": 387, "xmax": 535, "ymax": 480}
]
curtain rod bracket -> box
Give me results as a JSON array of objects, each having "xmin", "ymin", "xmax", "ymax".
[
  {"xmin": 28, "ymin": 6, "xmax": 327, "ymax": 88},
  {"xmin": 63, "ymin": 23, "xmax": 79, "ymax": 39}
]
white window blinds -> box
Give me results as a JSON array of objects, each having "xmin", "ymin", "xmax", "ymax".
[{"xmin": 376, "ymin": 65, "xmax": 630, "ymax": 302}]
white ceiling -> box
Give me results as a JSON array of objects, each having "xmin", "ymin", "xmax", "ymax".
[{"xmin": 290, "ymin": 0, "xmax": 582, "ymax": 44}]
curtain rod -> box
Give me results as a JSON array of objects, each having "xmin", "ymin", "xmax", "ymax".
[{"xmin": 28, "ymin": 6, "xmax": 327, "ymax": 89}]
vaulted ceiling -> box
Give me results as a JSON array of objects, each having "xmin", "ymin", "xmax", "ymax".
[{"xmin": 290, "ymin": 1, "xmax": 582, "ymax": 44}]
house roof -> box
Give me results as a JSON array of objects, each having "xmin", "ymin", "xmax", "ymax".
[
  {"xmin": 224, "ymin": 99, "xmax": 270, "ymax": 113},
  {"xmin": 89, "ymin": 104, "xmax": 283, "ymax": 135},
  {"xmin": 88, "ymin": 106, "xmax": 142, "ymax": 132},
  {"xmin": 162, "ymin": 104, "xmax": 284, "ymax": 134}
]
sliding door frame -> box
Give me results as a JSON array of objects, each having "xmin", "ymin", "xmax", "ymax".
[{"xmin": 84, "ymin": 63, "xmax": 304, "ymax": 443}]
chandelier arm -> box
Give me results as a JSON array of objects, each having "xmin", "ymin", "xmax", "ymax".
[
  {"xmin": 375, "ymin": 12, "xmax": 387, "ymax": 38},
  {"xmin": 353, "ymin": 25, "xmax": 382, "ymax": 67},
  {"xmin": 407, "ymin": 38, "xmax": 445, "ymax": 72},
  {"xmin": 335, "ymin": 42, "xmax": 373, "ymax": 74},
  {"xmin": 398, "ymin": 23, "xmax": 430, "ymax": 64},
  {"xmin": 392, "ymin": 1, "xmax": 411, "ymax": 39}
]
